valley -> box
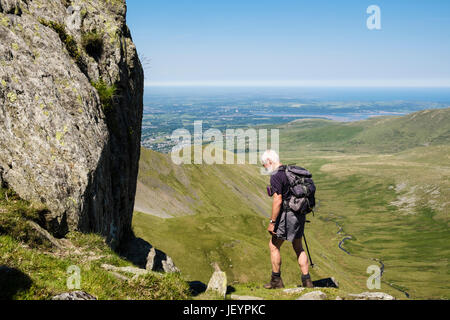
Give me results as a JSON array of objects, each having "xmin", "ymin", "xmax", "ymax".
[{"xmin": 133, "ymin": 107, "xmax": 450, "ymax": 299}]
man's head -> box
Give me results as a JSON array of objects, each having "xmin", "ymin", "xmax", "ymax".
[{"xmin": 261, "ymin": 150, "xmax": 281, "ymax": 175}]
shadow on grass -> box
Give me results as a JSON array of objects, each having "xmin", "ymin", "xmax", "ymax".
[
  {"xmin": 188, "ymin": 281, "xmax": 207, "ymax": 296},
  {"xmin": 0, "ymin": 266, "xmax": 32, "ymax": 300},
  {"xmin": 313, "ymin": 277, "xmax": 339, "ymax": 288},
  {"xmin": 187, "ymin": 282, "xmax": 237, "ymax": 297}
]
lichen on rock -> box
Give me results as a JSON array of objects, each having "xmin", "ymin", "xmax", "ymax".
[{"xmin": 0, "ymin": 0, "xmax": 144, "ymax": 249}]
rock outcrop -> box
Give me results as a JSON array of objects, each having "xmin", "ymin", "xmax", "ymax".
[
  {"xmin": 296, "ymin": 290, "xmax": 328, "ymax": 300},
  {"xmin": 52, "ymin": 291, "xmax": 97, "ymax": 301},
  {"xmin": 230, "ymin": 295, "xmax": 264, "ymax": 301},
  {"xmin": 0, "ymin": 0, "xmax": 143, "ymax": 249},
  {"xmin": 206, "ymin": 263, "xmax": 228, "ymax": 299},
  {"xmin": 347, "ymin": 292, "xmax": 395, "ymax": 300},
  {"xmin": 119, "ymin": 237, "xmax": 180, "ymax": 273}
]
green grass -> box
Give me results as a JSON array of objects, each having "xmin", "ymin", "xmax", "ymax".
[
  {"xmin": 227, "ymin": 282, "xmax": 342, "ymax": 300},
  {"xmin": 0, "ymin": 187, "xmax": 191, "ymax": 300},
  {"xmin": 133, "ymin": 108, "xmax": 450, "ymax": 300},
  {"xmin": 91, "ymin": 78, "xmax": 117, "ymax": 112},
  {"xmin": 277, "ymin": 108, "xmax": 450, "ymax": 154},
  {"xmin": 3, "ymin": 108, "xmax": 448, "ymax": 300},
  {"xmin": 280, "ymin": 144, "xmax": 450, "ymax": 299}
]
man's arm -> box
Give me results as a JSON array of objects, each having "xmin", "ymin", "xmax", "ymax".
[
  {"xmin": 268, "ymin": 193, "xmax": 283, "ymax": 236},
  {"xmin": 271, "ymin": 193, "xmax": 283, "ymax": 221}
]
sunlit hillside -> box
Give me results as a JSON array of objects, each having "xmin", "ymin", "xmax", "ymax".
[{"xmin": 133, "ymin": 108, "xmax": 450, "ymax": 299}]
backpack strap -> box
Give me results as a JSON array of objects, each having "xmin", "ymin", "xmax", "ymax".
[{"xmin": 282, "ymin": 199, "xmax": 289, "ymax": 212}]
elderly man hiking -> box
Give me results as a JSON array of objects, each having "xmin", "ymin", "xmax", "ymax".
[{"xmin": 261, "ymin": 150, "xmax": 314, "ymax": 289}]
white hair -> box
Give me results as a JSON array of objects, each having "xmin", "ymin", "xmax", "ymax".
[{"xmin": 261, "ymin": 150, "xmax": 280, "ymax": 165}]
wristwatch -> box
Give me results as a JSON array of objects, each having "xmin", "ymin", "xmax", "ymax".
[{"xmin": 270, "ymin": 219, "xmax": 276, "ymax": 224}]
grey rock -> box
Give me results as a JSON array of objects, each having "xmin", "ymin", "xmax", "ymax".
[
  {"xmin": 283, "ymin": 287, "xmax": 306, "ymax": 295},
  {"xmin": 101, "ymin": 264, "xmax": 149, "ymax": 277},
  {"xmin": 206, "ymin": 264, "xmax": 227, "ymax": 299},
  {"xmin": 52, "ymin": 291, "xmax": 97, "ymax": 300},
  {"xmin": 26, "ymin": 221, "xmax": 67, "ymax": 250},
  {"xmin": 120, "ymin": 237, "xmax": 180, "ymax": 273},
  {"xmin": 0, "ymin": 0, "xmax": 20, "ymax": 14},
  {"xmin": 0, "ymin": 0, "xmax": 144, "ymax": 249},
  {"xmin": 231, "ymin": 295, "xmax": 264, "ymax": 301},
  {"xmin": 147, "ymin": 247, "xmax": 180, "ymax": 273},
  {"xmin": 65, "ymin": 5, "xmax": 82, "ymax": 32},
  {"xmin": 108, "ymin": 271, "xmax": 130, "ymax": 282},
  {"xmin": 296, "ymin": 290, "xmax": 328, "ymax": 300},
  {"xmin": 347, "ymin": 292, "xmax": 395, "ymax": 300}
]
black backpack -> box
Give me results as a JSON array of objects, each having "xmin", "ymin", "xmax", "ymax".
[{"xmin": 283, "ymin": 165, "xmax": 316, "ymax": 216}]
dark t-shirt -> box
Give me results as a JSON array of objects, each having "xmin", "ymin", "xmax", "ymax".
[{"xmin": 270, "ymin": 166, "xmax": 291, "ymax": 200}]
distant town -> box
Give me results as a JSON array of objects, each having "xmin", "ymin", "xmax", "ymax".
[{"xmin": 141, "ymin": 87, "xmax": 447, "ymax": 153}]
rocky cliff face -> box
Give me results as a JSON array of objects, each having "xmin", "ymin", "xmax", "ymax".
[{"xmin": 0, "ymin": 0, "xmax": 143, "ymax": 249}]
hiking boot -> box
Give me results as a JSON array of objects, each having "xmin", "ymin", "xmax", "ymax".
[
  {"xmin": 264, "ymin": 275, "xmax": 285, "ymax": 289},
  {"xmin": 302, "ymin": 274, "xmax": 314, "ymax": 288}
]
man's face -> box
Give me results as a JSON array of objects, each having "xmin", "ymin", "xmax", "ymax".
[{"xmin": 263, "ymin": 160, "xmax": 275, "ymax": 175}]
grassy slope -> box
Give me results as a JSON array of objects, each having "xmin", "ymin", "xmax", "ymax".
[
  {"xmin": 135, "ymin": 148, "xmax": 271, "ymax": 218},
  {"xmin": 133, "ymin": 108, "xmax": 450, "ymax": 300},
  {"xmin": 280, "ymin": 107, "xmax": 450, "ymax": 154},
  {"xmin": 271, "ymin": 107, "xmax": 449, "ymax": 299},
  {"xmin": 0, "ymin": 188, "xmax": 190, "ymax": 300},
  {"xmin": 279, "ymin": 146, "xmax": 449, "ymax": 300},
  {"xmin": 133, "ymin": 148, "xmax": 280, "ymax": 285}
]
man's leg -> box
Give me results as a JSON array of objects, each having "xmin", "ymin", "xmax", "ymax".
[
  {"xmin": 292, "ymin": 237, "xmax": 314, "ymax": 288},
  {"xmin": 270, "ymin": 236, "xmax": 284, "ymax": 273},
  {"xmin": 292, "ymin": 238, "xmax": 309, "ymax": 275},
  {"xmin": 264, "ymin": 236, "xmax": 285, "ymax": 289}
]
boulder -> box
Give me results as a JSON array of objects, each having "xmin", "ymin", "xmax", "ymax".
[
  {"xmin": 0, "ymin": 0, "xmax": 144, "ymax": 249},
  {"xmin": 101, "ymin": 264, "xmax": 149, "ymax": 278},
  {"xmin": 231, "ymin": 295, "xmax": 264, "ymax": 301},
  {"xmin": 206, "ymin": 264, "xmax": 227, "ymax": 299},
  {"xmin": 347, "ymin": 292, "xmax": 395, "ymax": 300},
  {"xmin": 120, "ymin": 237, "xmax": 180, "ymax": 273},
  {"xmin": 52, "ymin": 291, "xmax": 97, "ymax": 300},
  {"xmin": 296, "ymin": 290, "xmax": 328, "ymax": 300},
  {"xmin": 147, "ymin": 247, "xmax": 180, "ymax": 273},
  {"xmin": 26, "ymin": 221, "xmax": 68, "ymax": 250},
  {"xmin": 283, "ymin": 287, "xmax": 306, "ymax": 295}
]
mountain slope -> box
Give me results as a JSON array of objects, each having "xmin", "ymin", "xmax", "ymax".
[
  {"xmin": 279, "ymin": 107, "xmax": 450, "ymax": 154},
  {"xmin": 133, "ymin": 108, "xmax": 449, "ymax": 299},
  {"xmin": 135, "ymin": 147, "xmax": 271, "ymax": 219}
]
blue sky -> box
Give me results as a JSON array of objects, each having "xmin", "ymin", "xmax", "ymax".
[{"xmin": 126, "ymin": 0, "xmax": 450, "ymax": 87}]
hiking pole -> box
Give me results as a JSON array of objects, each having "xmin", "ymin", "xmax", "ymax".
[{"xmin": 303, "ymin": 233, "xmax": 315, "ymax": 268}]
